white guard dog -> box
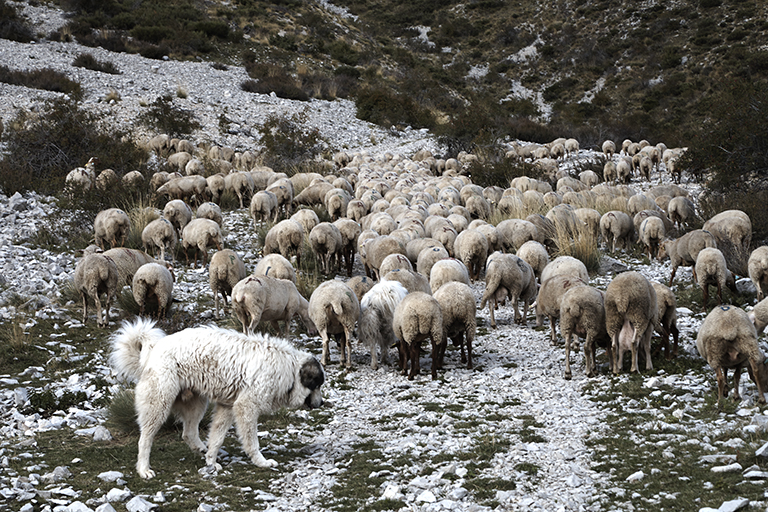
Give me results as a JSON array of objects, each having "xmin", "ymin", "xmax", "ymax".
[{"xmin": 110, "ymin": 317, "xmax": 325, "ymax": 479}]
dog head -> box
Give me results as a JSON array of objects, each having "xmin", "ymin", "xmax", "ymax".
[{"xmin": 299, "ymin": 357, "xmax": 325, "ymax": 409}]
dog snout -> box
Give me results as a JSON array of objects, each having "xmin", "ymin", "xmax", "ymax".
[{"xmin": 304, "ymin": 393, "xmax": 324, "ymax": 409}]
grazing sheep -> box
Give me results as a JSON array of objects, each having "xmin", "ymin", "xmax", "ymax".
[
  {"xmin": 253, "ymin": 253, "xmax": 296, "ymax": 283},
  {"xmin": 434, "ymin": 281, "xmax": 477, "ymax": 369},
  {"xmin": 132, "ymin": 262, "xmax": 174, "ymax": 318},
  {"xmin": 359, "ymin": 281, "xmax": 409, "ymax": 370},
  {"xmin": 181, "ymin": 218, "xmax": 224, "ymax": 268},
  {"xmin": 156, "ymin": 175, "xmax": 207, "ymax": 206},
  {"xmin": 540, "ymin": 256, "xmax": 589, "ymax": 284},
  {"xmin": 379, "ymin": 253, "xmax": 413, "ymax": 277},
  {"xmin": 334, "ymin": 218, "xmax": 361, "ymax": 277},
  {"xmin": 667, "ymin": 196, "xmax": 695, "ymax": 231},
  {"xmin": 651, "ymin": 281, "xmax": 679, "ymax": 360},
  {"xmin": 324, "ymin": 188, "xmax": 353, "ymax": 221},
  {"xmin": 250, "ymin": 191, "xmax": 279, "ymax": 225},
  {"xmin": 658, "ymin": 229, "xmax": 718, "ymax": 285},
  {"xmin": 95, "ymin": 168, "xmax": 118, "ymax": 191},
  {"xmin": 536, "ymin": 274, "xmax": 587, "ymax": 343},
  {"xmin": 703, "ymin": 210, "xmax": 752, "ymax": 276},
  {"xmin": 559, "ymin": 285, "xmax": 611, "ymax": 379},
  {"xmin": 363, "ymin": 235, "xmax": 407, "ymax": 280},
  {"xmin": 94, "ymin": 208, "xmax": 131, "ymax": 250},
  {"xmin": 382, "ymin": 269, "xmax": 432, "ymax": 295},
  {"xmin": 603, "ymin": 161, "xmax": 617, "ymax": 184},
  {"xmin": 604, "ymin": 271, "xmax": 658, "ymax": 374},
  {"xmin": 206, "ymin": 174, "xmax": 226, "ymax": 204},
  {"xmin": 122, "ymin": 170, "xmax": 145, "ymax": 190},
  {"xmin": 416, "ymin": 245, "xmax": 450, "ymax": 279},
  {"xmin": 266, "ymin": 179, "xmax": 294, "ymax": 217},
  {"xmin": 429, "ymin": 258, "xmax": 471, "ymax": 294},
  {"xmin": 453, "ymin": 229, "xmax": 489, "ymax": 281},
  {"xmin": 632, "ymin": 209, "xmax": 673, "ymax": 238},
  {"xmin": 516, "ymin": 240, "xmax": 549, "ymax": 282},
  {"xmin": 639, "ymin": 216, "xmax": 665, "ymax": 259},
  {"xmin": 393, "ymin": 291, "xmax": 444, "ymax": 380},
  {"xmin": 695, "ymin": 247, "xmax": 738, "ymax": 309},
  {"xmin": 309, "ymin": 280, "xmax": 361, "ymax": 367},
  {"xmin": 65, "ymin": 157, "xmax": 98, "ymax": 195},
  {"xmin": 309, "ymin": 222, "xmax": 343, "ymax": 274},
  {"xmin": 496, "ymin": 219, "xmax": 541, "ymax": 252},
  {"xmin": 602, "ymin": 140, "xmax": 616, "ymax": 158},
  {"xmin": 697, "ymin": 305, "xmax": 767, "ymax": 404},
  {"xmin": 196, "ymin": 202, "xmax": 222, "ymax": 226},
  {"xmin": 599, "ymin": 211, "xmax": 634, "ymax": 253},
  {"xmin": 616, "ymin": 158, "xmax": 632, "ymax": 184},
  {"xmin": 748, "ymin": 246, "xmax": 768, "ymax": 302},
  {"xmin": 73, "ymin": 253, "xmax": 119, "ymax": 327},
  {"xmin": 291, "ymin": 208, "xmax": 320, "ymax": 237},
  {"xmin": 347, "ymin": 275, "xmax": 375, "ymax": 303},
  {"xmin": 346, "ymin": 199, "xmax": 368, "ymax": 222},
  {"xmin": 481, "ymin": 252, "xmax": 538, "ymax": 328},
  {"xmin": 224, "ymin": 172, "xmax": 255, "ymax": 209},
  {"xmin": 263, "ymin": 219, "xmax": 304, "ymax": 267},
  {"xmin": 141, "ymin": 217, "xmax": 177, "ymax": 263},
  {"xmin": 232, "ymin": 275, "xmax": 316, "ymax": 336},
  {"xmin": 163, "ymin": 199, "xmax": 193, "ymax": 234},
  {"xmin": 102, "ymin": 248, "xmax": 160, "ymax": 288},
  {"xmin": 749, "ymin": 297, "xmax": 768, "ymax": 335},
  {"xmin": 209, "ymin": 249, "xmax": 247, "ymax": 319}
]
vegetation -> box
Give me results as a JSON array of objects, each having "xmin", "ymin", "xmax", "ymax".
[
  {"xmin": 255, "ymin": 111, "xmax": 328, "ymax": 173},
  {"xmin": 0, "ymin": 0, "xmax": 34, "ymax": 42},
  {"xmin": 72, "ymin": 53, "xmax": 121, "ymax": 74},
  {"xmin": 0, "ymin": 65, "xmax": 82, "ymax": 100},
  {"xmin": 136, "ymin": 93, "xmax": 201, "ymax": 137}
]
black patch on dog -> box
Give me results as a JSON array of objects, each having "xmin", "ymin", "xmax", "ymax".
[{"xmin": 300, "ymin": 358, "xmax": 325, "ymax": 390}]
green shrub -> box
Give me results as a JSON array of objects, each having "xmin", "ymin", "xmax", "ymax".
[
  {"xmin": 699, "ymin": 188, "xmax": 768, "ymax": 245},
  {"xmin": 0, "ymin": 0, "xmax": 34, "ymax": 42},
  {"xmin": 241, "ymin": 78, "xmax": 309, "ymax": 101},
  {"xmin": 136, "ymin": 94, "xmax": 201, "ymax": 137},
  {"xmin": 0, "ymin": 66, "xmax": 82, "ymax": 100},
  {"xmin": 355, "ymin": 86, "xmax": 435, "ymax": 129},
  {"xmin": 72, "ymin": 53, "xmax": 121, "ymax": 74},
  {"xmin": 256, "ymin": 111, "xmax": 328, "ymax": 173}
]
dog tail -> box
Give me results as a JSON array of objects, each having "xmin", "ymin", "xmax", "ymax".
[{"xmin": 109, "ymin": 317, "xmax": 165, "ymax": 383}]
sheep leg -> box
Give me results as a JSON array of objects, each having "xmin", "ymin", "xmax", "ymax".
[
  {"xmin": 320, "ymin": 329, "xmax": 331, "ymax": 366},
  {"xmin": 397, "ymin": 339, "xmax": 408, "ymax": 375},
  {"xmin": 465, "ymin": 328, "xmax": 473, "ymax": 370},
  {"xmin": 749, "ymin": 360, "xmax": 767, "ymax": 404},
  {"xmin": 430, "ymin": 338, "xmax": 440, "ymax": 380},
  {"xmin": 456, "ymin": 332, "xmax": 467, "ymax": 364},
  {"xmin": 488, "ymin": 297, "xmax": 497, "ymax": 329},
  {"xmin": 715, "ymin": 367, "xmax": 727, "ymax": 404},
  {"xmin": 702, "ymin": 285, "xmax": 709, "ymax": 310},
  {"xmin": 564, "ymin": 331, "xmax": 573, "ymax": 380},
  {"xmin": 513, "ymin": 294, "xmax": 522, "ymax": 324},
  {"xmin": 668, "ymin": 265, "xmax": 678, "ymax": 287},
  {"xmin": 642, "ymin": 325, "xmax": 653, "ymax": 371},
  {"xmin": 94, "ymin": 292, "xmax": 104, "ymax": 328},
  {"xmin": 670, "ymin": 323, "xmax": 679, "ymax": 359},
  {"xmin": 408, "ymin": 340, "xmax": 420, "ymax": 380},
  {"xmin": 549, "ymin": 315, "xmax": 557, "ymax": 345},
  {"xmin": 731, "ymin": 367, "xmax": 742, "ymax": 401},
  {"xmin": 716, "ymin": 281, "xmax": 723, "ymax": 305},
  {"xmin": 81, "ymin": 292, "xmax": 88, "ymax": 325},
  {"xmin": 612, "ymin": 333, "xmax": 622, "ymax": 374},
  {"xmin": 343, "ymin": 327, "xmax": 353, "ymax": 368}
]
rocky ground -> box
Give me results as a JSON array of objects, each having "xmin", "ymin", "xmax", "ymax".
[{"xmin": 1, "ymin": 2, "xmax": 768, "ymax": 512}]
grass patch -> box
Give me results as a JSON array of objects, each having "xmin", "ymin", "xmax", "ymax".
[
  {"xmin": 72, "ymin": 53, "xmax": 121, "ymax": 74},
  {"xmin": 0, "ymin": 65, "xmax": 82, "ymax": 99}
]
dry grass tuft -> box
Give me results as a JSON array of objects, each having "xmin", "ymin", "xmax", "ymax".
[{"xmin": 552, "ymin": 220, "xmax": 601, "ymax": 274}]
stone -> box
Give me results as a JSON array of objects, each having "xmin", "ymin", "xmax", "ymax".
[
  {"xmin": 106, "ymin": 488, "xmax": 131, "ymax": 503},
  {"xmin": 718, "ymin": 498, "xmax": 750, "ymax": 512},
  {"xmin": 625, "ymin": 471, "xmax": 644, "ymax": 482},
  {"xmin": 97, "ymin": 471, "xmax": 123, "ymax": 482},
  {"xmin": 95, "ymin": 504, "xmax": 118, "ymax": 512},
  {"xmin": 598, "ymin": 256, "xmax": 628, "ymax": 276},
  {"xmin": 735, "ymin": 278, "xmax": 756, "ymax": 296},
  {"xmin": 416, "ymin": 490, "xmax": 437, "ymax": 503},
  {"xmin": 66, "ymin": 502, "xmax": 94, "ymax": 512},
  {"xmin": 756, "ymin": 440, "xmax": 768, "ymax": 458},
  {"xmin": 711, "ymin": 463, "xmax": 742, "ymax": 473},
  {"xmin": 126, "ymin": 496, "xmax": 156, "ymax": 512}
]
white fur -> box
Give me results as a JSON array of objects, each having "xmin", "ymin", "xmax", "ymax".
[
  {"xmin": 110, "ymin": 318, "xmax": 325, "ymax": 479},
  {"xmin": 359, "ymin": 281, "xmax": 409, "ymax": 369}
]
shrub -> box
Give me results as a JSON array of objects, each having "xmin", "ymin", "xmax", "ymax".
[
  {"xmin": 241, "ymin": 78, "xmax": 309, "ymax": 101},
  {"xmin": 72, "ymin": 53, "xmax": 121, "ymax": 74},
  {"xmin": 0, "ymin": 0, "xmax": 34, "ymax": 42},
  {"xmin": 137, "ymin": 94, "xmax": 201, "ymax": 137},
  {"xmin": 0, "ymin": 66, "xmax": 82, "ymax": 100},
  {"xmin": 355, "ymin": 86, "xmax": 435, "ymax": 129},
  {"xmin": 466, "ymin": 157, "xmax": 544, "ymax": 189},
  {"xmin": 699, "ymin": 188, "xmax": 768, "ymax": 246},
  {"xmin": 256, "ymin": 111, "xmax": 328, "ymax": 173}
]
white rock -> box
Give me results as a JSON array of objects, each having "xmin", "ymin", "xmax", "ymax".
[
  {"xmin": 65, "ymin": 502, "xmax": 94, "ymax": 512},
  {"xmin": 106, "ymin": 488, "xmax": 132, "ymax": 502},
  {"xmin": 625, "ymin": 471, "xmax": 644, "ymax": 482},
  {"xmin": 381, "ymin": 484, "xmax": 403, "ymax": 500},
  {"xmin": 756, "ymin": 440, "xmax": 768, "ymax": 458},
  {"xmin": 711, "ymin": 463, "xmax": 742, "ymax": 473},
  {"xmin": 97, "ymin": 471, "xmax": 123, "ymax": 482},
  {"xmin": 95, "ymin": 504, "xmax": 118, "ymax": 512},
  {"xmin": 717, "ymin": 497, "xmax": 750, "ymax": 512},
  {"xmin": 416, "ymin": 490, "xmax": 437, "ymax": 503},
  {"xmin": 126, "ymin": 496, "xmax": 156, "ymax": 512}
]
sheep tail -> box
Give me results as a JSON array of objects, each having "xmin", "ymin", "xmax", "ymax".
[{"xmin": 109, "ymin": 317, "xmax": 165, "ymax": 383}]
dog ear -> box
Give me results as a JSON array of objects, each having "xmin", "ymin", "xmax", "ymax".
[{"xmin": 299, "ymin": 358, "xmax": 325, "ymax": 391}]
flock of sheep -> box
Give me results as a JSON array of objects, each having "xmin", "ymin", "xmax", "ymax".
[{"xmin": 68, "ymin": 133, "xmax": 768, "ymax": 404}]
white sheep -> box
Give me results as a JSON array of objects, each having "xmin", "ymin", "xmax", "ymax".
[
  {"xmin": 346, "ymin": 275, "xmax": 375, "ymax": 303},
  {"xmin": 639, "ymin": 216, "xmax": 665, "ymax": 259},
  {"xmin": 163, "ymin": 199, "xmax": 193, "ymax": 234},
  {"xmin": 496, "ymin": 218, "xmax": 542, "ymax": 252},
  {"xmin": 141, "ymin": 217, "xmax": 177, "ymax": 263},
  {"xmin": 94, "ymin": 208, "xmax": 131, "ymax": 250},
  {"xmin": 309, "ymin": 280, "xmax": 361, "ymax": 367},
  {"xmin": 658, "ymin": 229, "xmax": 717, "ymax": 285},
  {"xmin": 516, "ymin": 240, "xmax": 549, "ymax": 282},
  {"xmin": 156, "ymin": 175, "xmax": 207, "ymax": 206},
  {"xmin": 362, "ymin": 235, "xmax": 407, "ymax": 280},
  {"xmin": 603, "ymin": 161, "xmax": 617, "ymax": 184},
  {"xmin": 703, "ymin": 209, "xmax": 752, "ymax": 276},
  {"xmin": 253, "ymin": 253, "xmax": 296, "ymax": 283},
  {"xmin": 481, "ymin": 252, "xmax": 538, "ymax": 328},
  {"xmin": 539, "ymin": 255, "xmax": 589, "ymax": 284},
  {"xmin": 697, "ymin": 305, "xmax": 767, "ymax": 404},
  {"xmin": 604, "ymin": 271, "xmax": 658, "ymax": 374},
  {"xmin": 73, "ymin": 252, "xmax": 118, "ymax": 327},
  {"xmin": 249, "ymin": 191, "xmax": 278, "ymax": 225},
  {"xmin": 263, "ymin": 219, "xmax": 304, "ymax": 267},
  {"xmin": 122, "ymin": 170, "xmax": 145, "ymax": 190},
  {"xmin": 599, "ymin": 210, "xmax": 634, "ymax": 253},
  {"xmin": 309, "ymin": 222, "xmax": 343, "ymax": 274},
  {"xmin": 196, "ymin": 202, "xmax": 223, "ymax": 226},
  {"xmin": 434, "ymin": 281, "xmax": 477, "ymax": 369},
  {"xmin": 616, "ymin": 158, "xmax": 632, "ymax": 184},
  {"xmin": 224, "ymin": 172, "xmax": 254, "ymax": 209},
  {"xmin": 429, "ymin": 258, "xmax": 470, "ymax": 294},
  {"xmin": 232, "ymin": 275, "xmax": 316, "ymax": 336},
  {"xmin": 132, "ymin": 262, "xmax": 174, "ymax": 318},
  {"xmin": 559, "ymin": 285, "xmax": 611, "ymax": 379},
  {"xmin": 749, "ymin": 296, "xmax": 768, "ymax": 335},
  {"xmin": 181, "ymin": 218, "xmax": 224, "ymax": 268},
  {"xmin": 748, "ymin": 246, "xmax": 768, "ymax": 302},
  {"xmin": 102, "ymin": 248, "xmax": 160, "ymax": 288},
  {"xmin": 651, "ymin": 281, "xmax": 679, "ymax": 360},
  {"xmin": 378, "ymin": 253, "xmax": 413, "ymax": 277},
  {"xmin": 324, "ymin": 188, "xmax": 352, "ymax": 221},
  {"xmin": 95, "ymin": 168, "xmax": 118, "ymax": 191},
  {"xmin": 382, "ymin": 269, "xmax": 432, "ymax": 295},
  {"xmin": 695, "ymin": 247, "xmax": 737, "ymax": 309},
  {"xmin": 536, "ymin": 274, "xmax": 587, "ymax": 343},
  {"xmin": 209, "ymin": 249, "xmax": 247, "ymax": 319},
  {"xmin": 291, "ymin": 208, "xmax": 320, "ymax": 237},
  {"xmin": 359, "ymin": 281, "xmax": 409, "ymax": 370},
  {"xmin": 602, "ymin": 140, "xmax": 616, "ymax": 158},
  {"xmin": 667, "ymin": 196, "xmax": 695, "ymax": 231},
  {"xmin": 206, "ymin": 174, "xmax": 226, "ymax": 204},
  {"xmin": 266, "ymin": 178, "xmax": 294, "ymax": 217},
  {"xmin": 65, "ymin": 157, "xmax": 98, "ymax": 195},
  {"xmin": 334, "ymin": 218, "xmax": 361, "ymax": 277},
  {"xmin": 453, "ymin": 229, "xmax": 489, "ymax": 281},
  {"xmin": 393, "ymin": 291, "xmax": 444, "ymax": 380}
]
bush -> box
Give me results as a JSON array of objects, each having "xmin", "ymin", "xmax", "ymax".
[
  {"xmin": 0, "ymin": 0, "xmax": 34, "ymax": 42},
  {"xmin": 355, "ymin": 86, "xmax": 435, "ymax": 129},
  {"xmin": 256, "ymin": 111, "xmax": 328, "ymax": 173},
  {"xmin": 699, "ymin": 188, "xmax": 768, "ymax": 246},
  {"xmin": 241, "ymin": 78, "xmax": 309, "ymax": 101},
  {"xmin": 137, "ymin": 94, "xmax": 201, "ymax": 137},
  {"xmin": 72, "ymin": 53, "xmax": 121, "ymax": 74},
  {"xmin": 0, "ymin": 66, "xmax": 82, "ymax": 100}
]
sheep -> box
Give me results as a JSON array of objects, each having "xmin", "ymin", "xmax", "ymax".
[
  {"xmin": 141, "ymin": 217, "xmax": 177, "ymax": 263},
  {"xmin": 667, "ymin": 196, "xmax": 695, "ymax": 231},
  {"xmin": 253, "ymin": 253, "xmax": 295, "ymax": 283},
  {"xmin": 604, "ymin": 271, "xmax": 658, "ymax": 374},
  {"xmin": 632, "ymin": 209, "xmax": 673, "ymax": 238},
  {"xmin": 156, "ymin": 175, "xmax": 207, "ymax": 206},
  {"xmin": 184, "ymin": 158, "xmax": 204, "ymax": 176},
  {"xmin": 65, "ymin": 157, "xmax": 98, "ymax": 195},
  {"xmin": 536, "ymin": 274, "xmax": 587, "ymax": 343},
  {"xmin": 748, "ymin": 246, "xmax": 768, "ymax": 302},
  {"xmin": 232, "ymin": 275, "xmax": 316, "ymax": 336},
  {"xmin": 599, "ymin": 211, "xmax": 634, "ymax": 253},
  {"xmin": 480, "ymin": 252, "xmax": 537, "ymax": 329},
  {"xmin": 603, "ymin": 161, "xmax": 617, "ymax": 184},
  {"xmin": 658, "ymin": 229, "xmax": 717, "ymax": 285},
  {"xmin": 379, "ymin": 253, "xmax": 413, "ymax": 277},
  {"xmin": 122, "ymin": 170, "xmax": 145, "ymax": 190},
  {"xmin": 496, "ymin": 219, "xmax": 541, "ymax": 252},
  {"xmin": 249, "ymin": 190, "xmax": 278, "ymax": 225},
  {"xmin": 429, "ymin": 258, "xmax": 471, "ymax": 294},
  {"xmin": 616, "ymin": 158, "xmax": 632, "ymax": 183},
  {"xmin": 695, "ymin": 247, "xmax": 738, "ymax": 309},
  {"xmin": 266, "ymin": 179, "xmax": 294, "ymax": 217},
  {"xmin": 540, "ymin": 255, "xmax": 589, "ymax": 284},
  {"xmin": 602, "ymin": 140, "xmax": 616, "ymax": 158},
  {"xmin": 294, "ymin": 181, "xmax": 334, "ymax": 208},
  {"xmin": 697, "ymin": 305, "xmax": 767, "ymax": 404},
  {"xmin": 73, "ymin": 252, "xmax": 119, "ymax": 327},
  {"xmin": 132, "ymin": 262, "xmax": 174, "ymax": 318},
  {"xmin": 749, "ymin": 296, "xmax": 768, "ymax": 335},
  {"xmin": 309, "ymin": 280, "xmax": 361, "ymax": 367},
  {"xmin": 564, "ymin": 138, "xmax": 579, "ymax": 157},
  {"xmin": 181, "ymin": 218, "xmax": 224, "ymax": 268},
  {"xmin": 324, "ymin": 188, "xmax": 352, "ymax": 221},
  {"xmin": 433, "ymin": 281, "xmax": 477, "ymax": 369},
  {"xmin": 638, "ymin": 156, "xmax": 653, "ymax": 181},
  {"xmin": 651, "ymin": 282, "xmax": 679, "ymax": 360},
  {"xmin": 95, "ymin": 168, "xmax": 118, "ymax": 191},
  {"xmin": 346, "ymin": 275, "xmax": 375, "ymax": 303},
  {"xmin": 639, "ymin": 216, "xmax": 665, "ymax": 259},
  {"xmin": 559, "ymin": 285, "xmax": 611, "ymax": 379},
  {"xmin": 393, "ymin": 291, "xmax": 444, "ymax": 380},
  {"xmin": 163, "ymin": 199, "xmax": 193, "ymax": 234},
  {"xmin": 147, "ymin": 134, "xmax": 170, "ymax": 156},
  {"xmin": 453, "ymin": 229, "xmax": 489, "ymax": 281},
  {"xmin": 196, "ymin": 202, "xmax": 222, "ymax": 226},
  {"xmin": 382, "ymin": 269, "xmax": 432, "ymax": 295},
  {"xmin": 362, "ymin": 235, "xmax": 407, "ymax": 280},
  {"xmin": 703, "ymin": 209, "xmax": 752, "ymax": 276},
  {"xmin": 334, "ymin": 218, "xmax": 361, "ymax": 277},
  {"xmin": 94, "ymin": 208, "xmax": 131, "ymax": 250},
  {"xmin": 309, "ymin": 222, "xmax": 343, "ymax": 274},
  {"xmin": 359, "ymin": 281, "xmax": 409, "ymax": 370},
  {"xmin": 516, "ymin": 240, "xmax": 549, "ymax": 282},
  {"xmin": 167, "ymin": 151, "xmax": 192, "ymax": 173},
  {"xmin": 263, "ymin": 219, "xmax": 304, "ymax": 267},
  {"xmin": 209, "ymin": 249, "xmax": 247, "ymax": 319},
  {"xmin": 102, "ymin": 248, "xmax": 161, "ymax": 288},
  {"xmin": 291, "ymin": 208, "xmax": 320, "ymax": 237}
]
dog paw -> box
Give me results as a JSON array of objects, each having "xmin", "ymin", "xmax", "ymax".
[
  {"xmin": 198, "ymin": 464, "xmax": 221, "ymax": 479},
  {"xmin": 137, "ymin": 468, "xmax": 155, "ymax": 479},
  {"xmin": 255, "ymin": 458, "xmax": 278, "ymax": 468}
]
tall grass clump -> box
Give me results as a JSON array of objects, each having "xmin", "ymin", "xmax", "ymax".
[
  {"xmin": 0, "ymin": 65, "xmax": 82, "ymax": 100},
  {"xmin": 72, "ymin": 53, "xmax": 121, "ymax": 74},
  {"xmin": 552, "ymin": 221, "xmax": 601, "ymax": 274},
  {"xmin": 0, "ymin": 0, "xmax": 34, "ymax": 42}
]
